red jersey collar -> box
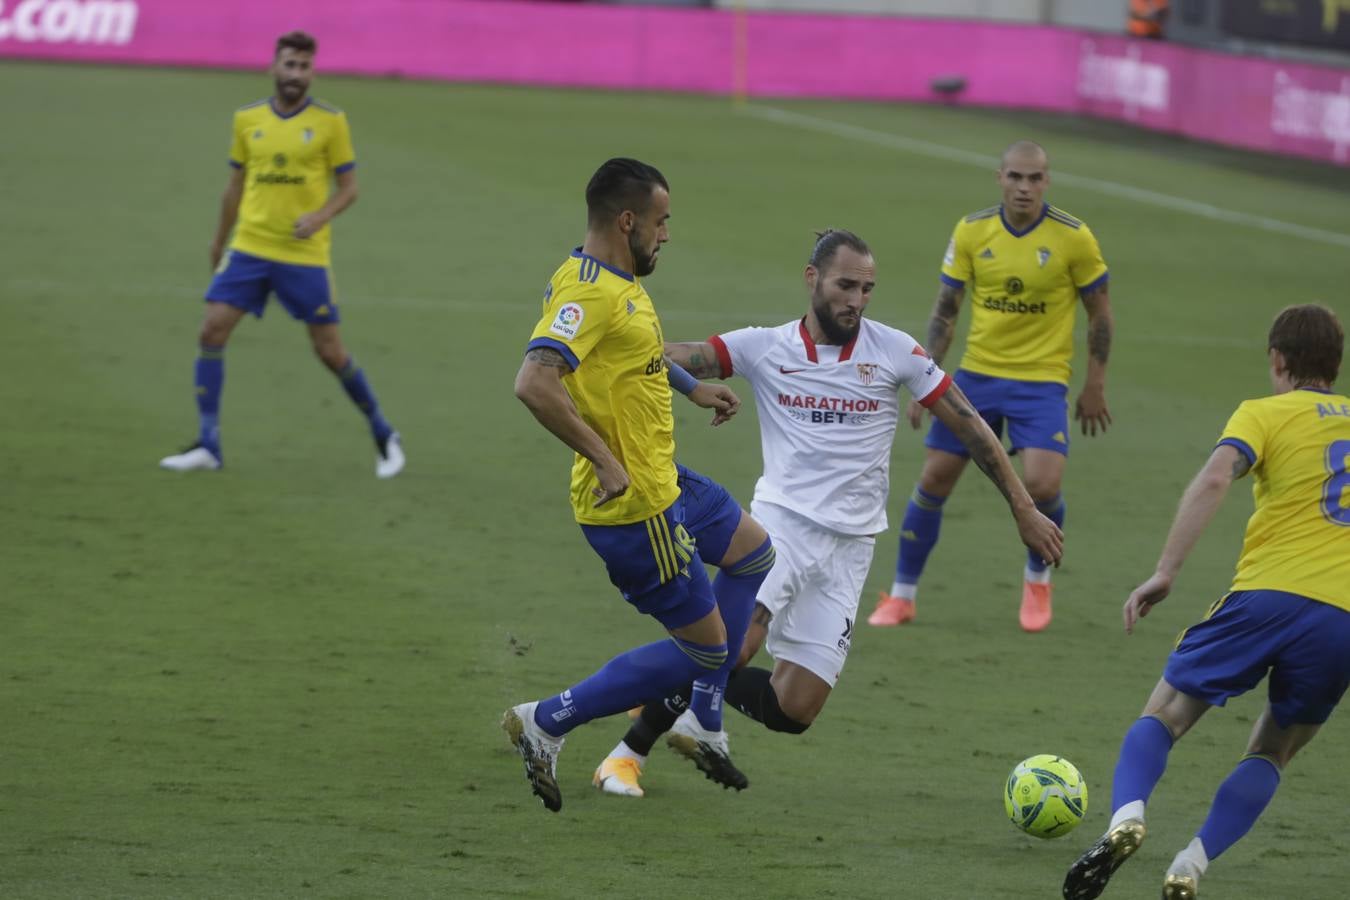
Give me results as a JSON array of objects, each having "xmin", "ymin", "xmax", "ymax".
[{"xmin": 798, "ymin": 316, "xmax": 859, "ymax": 363}]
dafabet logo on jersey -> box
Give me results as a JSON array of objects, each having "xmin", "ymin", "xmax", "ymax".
[{"xmin": 549, "ymin": 303, "xmax": 584, "ymax": 340}]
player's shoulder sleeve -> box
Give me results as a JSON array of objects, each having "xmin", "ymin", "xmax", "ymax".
[
  {"xmin": 941, "ymin": 214, "xmax": 982, "ymax": 288},
  {"xmin": 228, "ymin": 103, "xmax": 263, "ymax": 169},
  {"xmin": 1217, "ymin": 398, "xmax": 1267, "ymax": 471},
  {"xmin": 1054, "ymin": 208, "xmax": 1108, "ymax": 294},
  {"xmin": 884, "ymin": 325, "xmax": 952, "ymax": 408},
  {"xmin": 316, "ymin": 102, "xmax": 356, "ymax": 173},
  {"xmin": 526, "ymin": 281, "xmax": 615, "ymax": 371},
  {"xmin": 708, "ymin": 326, "xmax": 777, "ymax": 379}
]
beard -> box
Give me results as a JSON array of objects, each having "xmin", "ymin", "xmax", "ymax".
[
  {"xmin": 629, "ymin": 230, "xmax": 658, "ymax": 277},
  {"xmin": 275, "ymin": 78, "xmax": 307, "ymax": 103},
  {"xmin": 812, "ymin": 289, "xmax": 861, "ymax": 344}
]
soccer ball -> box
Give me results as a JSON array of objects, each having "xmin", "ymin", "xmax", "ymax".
[{"xmin": 1004, "ymin": 754, "xmax": 1088, "ymax": 839}]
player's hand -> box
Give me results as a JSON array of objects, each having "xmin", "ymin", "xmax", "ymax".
[
  {"xmin": 591, "ymin": 460, "xmax": 631, "ymax": 508},
  {"xmin": 1015, "ymin": 508, "xmax": 1063, "ymax": 569},
  {"xmin": 687, "ymin": 382, "xmax": 740, "ymax": 427},
  {"xmin": 293, "ymin": 213, "xmax": 326, "ymax": 239},
  {"xmin": 209, "ymin": 240, "xmax": 226, "ymax": 272},
  {"xmin": 1123, "ymin": 571, "xmax": 1172, "ymax": 635},
  {"xmin": 905, "ymin": 398, "xmax": 928, "ymax": 430},
  {"xmin": 1074, "ymin": 384, "xmax": 1112, "ymax": 436}
]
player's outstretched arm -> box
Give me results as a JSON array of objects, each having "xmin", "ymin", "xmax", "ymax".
[
  {"xmin": 1123, "ymin": 444, "xmax": 1248, "ymax": 633},
  {"xmin": 209, "ymin": 167, "xmax": 246, "ymax": 270},
  {"xmin": 514, "ymin": 347, "xmax": 629, "ymax": 506},
  {"xmin": 665, "ymin": 341, "xmax": 724, "ymax": 380},
  {"xmin": 1075, "ymin": 283, "xmax": 1114, "ymax": 436},
  {"xmin": 666, "ymin": 357, "xmax": 740, "ymax": 426},
  {"xmin": 931, "ymin": 383, "xmax": 1063, "ymax": 566},
  {"xmin": 907, "ymin": 283, "xmax": 965, "ymax": 429}
]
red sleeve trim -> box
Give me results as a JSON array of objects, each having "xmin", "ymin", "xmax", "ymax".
[
  {"xmin": 918, "ymin": 372, "xmax": 953, "ymax": 408},
  {"xmin": 707, "ymin": 334, "xmax": 733, "ymax": 379}
]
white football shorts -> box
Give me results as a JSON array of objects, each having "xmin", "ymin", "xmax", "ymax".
[{"xmin": 751, "ymin": 500, "xmax": 875, "ymax": 687}]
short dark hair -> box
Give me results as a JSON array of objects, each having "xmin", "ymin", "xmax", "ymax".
[
  {"xmin": 585, "ymin": 158, "xmax": 668, "ymax": 226},
  {"xmin": 1268, "ymin": 304, "xmax": 1342, "ymax": 386},
  {"xmin": 275, "ymin": 30, "xmax": 317, "ymax": 58},
  {"xmin": 808, "ymin": 229, "xmax": 871, "ymax": 273}
]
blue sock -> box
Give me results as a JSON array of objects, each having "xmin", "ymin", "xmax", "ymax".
[
  {"xmin": 691, "ymin": 538, "xmax": 775, "ymax": 732},
  {"xmin": 1195, "ymin": 755, "xmax": 1281, "ymax": 859},
  {"xmin": 336, "ymin": 358, "xmax": 393, "ymax": 443},
  {"xmin": 533, "ymin": 636, "xmax": 727, "ymax": 738},
  {"xmin": 1027, "ymin": 494, "xmax": 1065, "ymax": 574},
  {"xmin": 1111, "ymin": 716, "xmax": 1174, "ymax": 811},
  {"xmin": 195, "ymin": 343, "xmax": 224, "ymax": 454},
  {"xmin": 896, "ymin": 487, "xmax": 946, "ymax": 584}
]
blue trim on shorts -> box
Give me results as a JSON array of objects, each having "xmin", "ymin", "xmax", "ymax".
[
  {"xmin": 925, "ymin": 369, "xmax": 1069, "ymax": 457},
  {"xmin": 581, "ymin": 502, "xmax": 717, "ymax": 630},
  {"xmin": 676, "ymin": 463, "xmax": 741, "ymax": 567},
  {"xmin": 205, "ymin": 250, "xmax": 339, "ymax": 323},
  {"xmin": 1164, "ymin": 589, "xmax": 1350, "ymax": 728}
]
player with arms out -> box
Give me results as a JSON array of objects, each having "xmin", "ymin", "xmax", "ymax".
[
  {"xmin": 503, "ymin": 158, "xmax": 772, "ymax": 812},
  {"xmin": 870, "ymin": 140, "xmax": 1113, "ymax": 632},
  {"xmin": 160, "ymin": 31, "xmax": 404, "ymax": 478},
  {"xmin": 592, "ymin": 230, "xmax": 1063, "ymax": 791},
  {"xmin": 1063, "ymin": 304, "xmax": 1350, "ymax": 899}
]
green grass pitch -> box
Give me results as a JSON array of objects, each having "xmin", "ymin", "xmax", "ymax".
[{"xmin": 2, "ymin": 61, "xmax": 1348, "ymax": 898}]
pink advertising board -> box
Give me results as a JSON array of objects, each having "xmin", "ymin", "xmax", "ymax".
[{"xmin": 2, "ymin": 0, "xmax": 1346, "ymax": 164}]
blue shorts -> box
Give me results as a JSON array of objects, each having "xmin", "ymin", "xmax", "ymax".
[
  {"xmin": 926, "ymin": 370, "xmax": 1068, "ymax": 457},
  {"xmin": 205, "ymin": 250, "xmax": 340, "ymax": 324},
  {"xmin": 677, "ymin": 463, "xmax": 743, "ymax": 567},
  {"xmin": 581, "ymin": 500, "xmax": 717, "ymax": 631},
  {"xmin": 1164, "ymin": 589, "xmax": 1350, "ymax": 728}
]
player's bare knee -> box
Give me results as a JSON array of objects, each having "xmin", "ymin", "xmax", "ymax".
[{"xmin": 313, "ymin": 341, "xmax": 347, "ymax": 372}]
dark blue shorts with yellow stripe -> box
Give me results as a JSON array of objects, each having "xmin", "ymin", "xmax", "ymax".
[{"xmin": 581, "ymin": 499, "xmax": 717, "ymax": 631}]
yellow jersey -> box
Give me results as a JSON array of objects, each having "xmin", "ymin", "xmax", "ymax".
[
  {"xmin": 228, "ymin": 97, "xmax": 356, "ymax": 267},
  {"xmin": 942, "ymin": 204, "xmax": 1109, "ymax": 384},
  {"xmin": 527, "ymin": 250, "xmax": 679, "ymax": 526},
  {"xmin": 1218, "ymin": 388, "xmax": 1350, "ymax": 612}
]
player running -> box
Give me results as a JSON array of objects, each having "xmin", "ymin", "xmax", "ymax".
[
  {"xmin": 593, "ymin": 229, "xmax": 1063, "ymax": 794},
  {"xmin": 502, "ymin": 158, "xmax": 770, "ymax": 812},
  {"xmin": 870, "ymin": 140, "xmax": 1114, "ymax": 632},
  {"xmin": 1063, "ymin": 304, "xmax": 1349, "ymax": 899},
  {"xmin": 159, "ymin": 31, "xmax": 404, "ymax": 477}
]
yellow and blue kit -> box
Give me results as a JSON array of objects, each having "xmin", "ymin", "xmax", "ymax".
[
  {"xmin": 206, "ymin": 97, "xmax": 355, "ymax": 321},
  {"xmin": 1164, "ymin": 388, "xmax": 1350, "ymax": 726},
  {"xmin": 526, "ymin": 250, "xmax": 713, "ymax": 626}
]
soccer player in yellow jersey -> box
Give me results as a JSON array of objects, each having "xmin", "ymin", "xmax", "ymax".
[
  {"xmin": 159, "ymin": 31, "xmax": 403, "ymax": 478},
  {"xmin": 871, "ymin": 140, "xmax": 1113, "ymax": 631},
  {"xmin": 501, "ymin": 159, "xmax": 773, "ymax": 812},
  {"xmin": 1063, "ymin": 305, "xmax": 1350, "ymax": 900}
]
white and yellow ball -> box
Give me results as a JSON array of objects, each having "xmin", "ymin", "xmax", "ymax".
[{"xmin": 1004, "ymin": 754, "xmax": 1088, "ymax": 839}]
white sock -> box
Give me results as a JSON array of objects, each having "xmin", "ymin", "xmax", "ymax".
[
  {"xmin": 1109, "ymin": 800, "xmax": 1146, "ymax": 832},
  {"xmin": 1024, "ymin": 564, "xmax": 1052, "ymax": 585},
  {"xmin": 1170, "ymin": 837, "xmax": 1209, "ymax": 876},
  {"xmin": 888, "ymin": 581, "xmax": 917, "ymax": 601},
  {"xmin": 610, "ymin": 741, "xmax": 646, "ymax": 765}
]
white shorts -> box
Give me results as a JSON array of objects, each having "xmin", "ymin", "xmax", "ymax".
[{"xmin": 751, "ymin": 500, "xmax": 875, "ymax": 687}]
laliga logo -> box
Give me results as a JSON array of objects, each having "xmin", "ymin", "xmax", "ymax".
[
  {"xmin": 1271, "ymin": 71, "xmax": 1350, "ymax": 163},
  {"xmin": 0, "ymin": 0, "xmax": 137, "ymax": 44}
]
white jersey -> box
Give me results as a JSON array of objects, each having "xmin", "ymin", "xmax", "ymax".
[{"xmin": 709, "ymin": 317, "xmax": 951, "ymax": 536}]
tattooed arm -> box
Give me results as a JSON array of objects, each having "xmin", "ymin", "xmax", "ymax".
[
  {"xmin": 906, "ymin": 283, "xmax": 965, "ymax": 428},
  {"xmin": 1075, "ymin": 283, "xmax": 1114, "ymax": 436},
  {"xmin": 925, "ymin": 281, "xmax": 965, "ymax": 367},
  {"xmin": 514, "ymin": 347, "xmax": 629, "ymax": 506},
  {"xmin": 664, "ymin": 341, "xmax": 725, "ymax": 379},
  {"xmin": 929, "ymin": 383, "xmax": 1063, "ymax": 566},
  {"xmin": 1122, "ymin": 444, "xmax": 1249, "ymax": 633}
]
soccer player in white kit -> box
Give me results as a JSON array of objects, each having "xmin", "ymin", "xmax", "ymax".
[{"xmin": 593, "ymin": 230, "xmax": 1062, "ymax": 792}]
